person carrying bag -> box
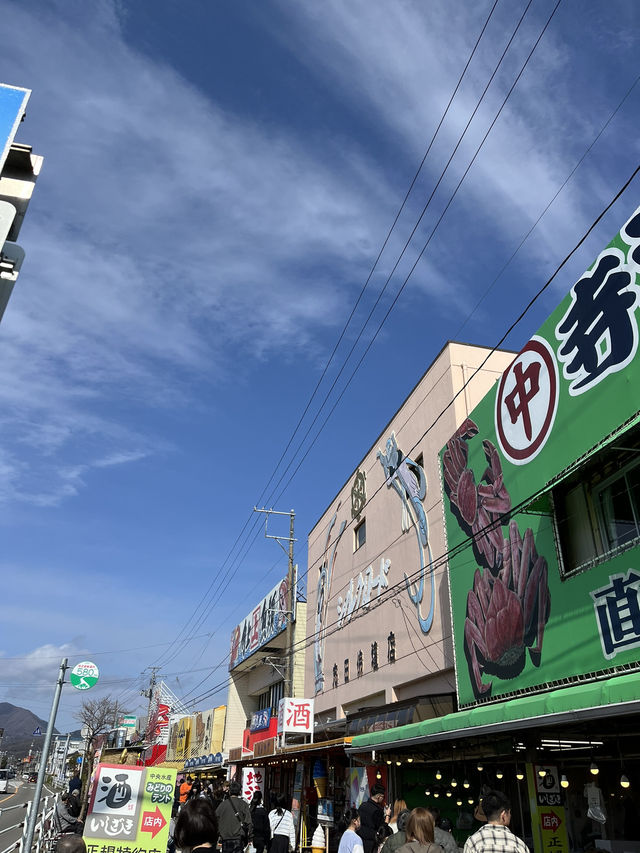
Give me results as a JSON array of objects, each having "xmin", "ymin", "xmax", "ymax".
[{"xmin": 216, "ymin": 781, "xmax": 253, "ymax": 853}]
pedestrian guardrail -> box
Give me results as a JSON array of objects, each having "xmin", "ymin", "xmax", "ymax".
[{"xmin": 0, "ymin": 793, "xmax": 60, "ymax": 853}]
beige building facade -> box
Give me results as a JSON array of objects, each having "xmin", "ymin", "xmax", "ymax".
[{"xmin": 306, "ymin": 341, "xmax": 514, "ymax": 724}]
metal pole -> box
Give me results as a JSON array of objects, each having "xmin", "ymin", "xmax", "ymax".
[
  {"xmin": 58, "ymin": 734, "xmax": 71, "ymax": 783},
  {"xmin": 286, "ymin": 509, "xmax": 295, "ymax": 698},
  {"xmin": 22, "ymin": 658, "xmax": 68, "ymax": 853}
]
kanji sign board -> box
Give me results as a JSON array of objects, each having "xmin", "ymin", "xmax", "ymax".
[
  {"xmin": 277, "ymin": 698, "xmax": 313, "ymax": 735},
  {"xmin": 84, "ymin": 763, "xmax": 177, "ymax": 853},
  {"xmin": 441, "ymin": 204, "xmax": 640, "ymax": 707}
]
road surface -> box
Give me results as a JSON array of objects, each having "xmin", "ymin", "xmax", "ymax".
[{"xmin": 0, "ymin": 780, "xmax": 58, "ymax": 853}]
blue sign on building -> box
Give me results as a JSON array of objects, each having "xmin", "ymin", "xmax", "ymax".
[
  {"xmin": 0, "ymin": 84, "xmax": 30, "ymax": 174},
  {"xmin": 250, "ymin": 707, "xmax": 272, "ymax": 733}
]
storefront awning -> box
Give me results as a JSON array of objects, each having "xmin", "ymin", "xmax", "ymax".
[{"xmin": 346, "ymin": 672, "xmax": 640, "ymax": 753}]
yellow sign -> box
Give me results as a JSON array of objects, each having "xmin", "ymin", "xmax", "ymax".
[
  {"xmin": 527, "ymin": 764, "xmax": 569, "ymax": 853},
  {"xmin": 84, "ymin": 763, "xmax": 177, "ymax": 853},
  {"xmin": 176, "ymin": 716, "xmax": 192, "ymax": 762}
]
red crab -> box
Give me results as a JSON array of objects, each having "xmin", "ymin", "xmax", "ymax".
[
  {"xmin": 464, "ymin": 521, "xmax": 550, "ymax": 697},
  {"xmin": 443, "ymin": 418, "xmax": 511, "ymax": 572}
]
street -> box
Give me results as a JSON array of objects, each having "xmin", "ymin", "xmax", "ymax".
[{"xmin": 0, "ymin": 781, "xmax": 57, "ymax": 853}]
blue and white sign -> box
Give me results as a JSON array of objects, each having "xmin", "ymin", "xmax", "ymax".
[
  {"xmin": 250, "ymin": 708, "xmax": 271, "ymax": 733},
  {"xmin": 0, "ymin": 84, "xmax": 30, "ymax": 174},
  {"xmin": 229, "ymin": 577, "xmax": 291, "ymax": 670}
]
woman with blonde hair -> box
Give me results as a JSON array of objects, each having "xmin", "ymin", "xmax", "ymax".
[
  {"xmin": 397, "ymin": 808, "xmax": 443, "ymax": 853},
  {"xmin": 389, "ymin": 800, "xmax": 407, "ymax": 834}
]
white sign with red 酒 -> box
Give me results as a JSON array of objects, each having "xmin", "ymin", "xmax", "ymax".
[{"xmin": 277, "ymin": 698, "xmax": 314, "ymax": 735}]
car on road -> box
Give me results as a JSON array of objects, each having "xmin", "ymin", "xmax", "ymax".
[
  {"xmin": 28, "ymin": 773, "xmax": 38, "ymax": 783},
  {"xmin": 0, "ymin": 769, "xmax": 8, "ymax": 793}
]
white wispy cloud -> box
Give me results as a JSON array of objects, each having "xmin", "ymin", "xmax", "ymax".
[{"xmin": 0, "ymin": 0, "xmax": 401, "ymax": 504}]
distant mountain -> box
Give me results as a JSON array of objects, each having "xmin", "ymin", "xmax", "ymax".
[{"xmin": 0, "ymin": 702, "xmax": 58, "ymax": 759}]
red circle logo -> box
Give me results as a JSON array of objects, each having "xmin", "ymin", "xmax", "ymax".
[{"xmin": 495, "ymin": 336, "xmax": 558, "ymax": 465}]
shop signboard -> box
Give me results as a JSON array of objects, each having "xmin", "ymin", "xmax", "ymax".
[
  {"xmin": 210, "ymin": 705, "xmax": 226, "ymax": 754},
  {"xmin": 250, "ymin": 707, "xmax": 271, "ymax": 732},
  {"xmin": 441, "ymin": 204, "xmax": 640, "ymax": 707},
  {"xmin": 0, "ymin": 84, "xmax": 30, "ymax": 174},
  {"xmin": 527, "ymin": 764, "xmax": 569, "ymax": 853},
  {"xmin": 277, "ymin": 698, "xmax": 313, "ymax": 735},
  {"xmin": 242, "ymin": 766, "xmax": 265, "ymax": 803},
  {"xmin": 190, "ymin": 711, "xmax": 206, "ymax": 758},
  {"xmin": 154, "ymin": 703, "xmax": 170, "ymax": 743},
  {"xmin": 253, "ymin": 737, "xmax": 275, "ymax": 758},
  {"xmin": 84, "ymin": 763, "xmax": 176, "ymax": 853},
  {"xmin": 229, "ymin": 577, "xmax": 290, "ymax": 670},
  {"xmin": 121, "ymin": 715, "xmax": 137, "ymax": 730},
  {"xmin": 175, "ymin": 716, "xmax": 192, "ymax": 762}
]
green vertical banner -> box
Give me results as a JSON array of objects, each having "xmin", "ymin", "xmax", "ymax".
[
  {"xmin": 441, "ymin": 203, "xmax": 640, "ymax": 707},
  {"xmin": 84, "ymin": 764, "xmax": 177, "ymax": 853}
]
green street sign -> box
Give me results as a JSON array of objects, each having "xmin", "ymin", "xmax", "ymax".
[{"xmin": 69, "ymin": 661, "xmax": 100, "ymax": 690}]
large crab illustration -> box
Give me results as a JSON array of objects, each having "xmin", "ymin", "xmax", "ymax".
[
  {"xmin": 442, "ymin": 418, "xmax": 511, "ymax": 572},
  {"xmin": 464, "ymin": 521, "xmax": 550, "ymax": 697}
]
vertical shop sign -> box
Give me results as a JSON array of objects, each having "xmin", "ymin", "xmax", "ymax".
[
  {"xmin": 526, "ymin": 764, "xmax": 569, "ymax": 853},
  {"xmin": 242, "ymin": 767, "xmax": 265, "ymax": 803},
  {"xmin": 291, "ymin": 761, "xmax": 305, "ymax": 836}
]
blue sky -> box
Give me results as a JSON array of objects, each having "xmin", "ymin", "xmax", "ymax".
[{"xmin": 0, "ymin": 0, "xmax": 639, "ymax": 733}]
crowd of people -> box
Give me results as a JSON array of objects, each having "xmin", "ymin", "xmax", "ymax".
[
  {"xmin": 51, "ymin": 771, "xmax": 528, "ymax": 853},
  {"xmin": 172, "ymin": 777, "xmax": 298, "ymax": 853},
  {"xmin": 337, "ymin": 785, "xmax": 529, "ymax": 853}
]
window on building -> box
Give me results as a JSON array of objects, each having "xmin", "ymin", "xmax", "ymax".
[
  {"xmin": 269, "ymin": 681, "xmax": 284, "ymax": 709},
  {"xmin": 257, "ymin": 690, "xmax": 270, "ymax": 710},
  {"xmin": 552, "ymin": 420, "xmax": 640, "ymax": 577},
  {"xmin": 354, "ymin": 518, "xmax": 366, "ymax": 551}
]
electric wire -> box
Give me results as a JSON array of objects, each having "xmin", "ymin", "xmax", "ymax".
[{"xmin": 140, "ymin": 0, "xmax": 507, "ymax": 671}]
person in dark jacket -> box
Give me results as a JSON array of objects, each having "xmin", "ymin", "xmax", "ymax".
[
  {"xmin": 358, "ymin": 783, "xmax": 386, "ymax": 853},
  {"xmin": 216, "ymin": 780, "xmax": 253, "ymax": 853},
  {"xmin": 382, "ymin": 810, "xmax": 411, "ymax": 853},
  {"xmin": 67, "ymin": 789, "xmax": 81, "ymax": 818},
  {"xmin": 250, "ymin": 790, "xmax": 270, "ymax": 853}
]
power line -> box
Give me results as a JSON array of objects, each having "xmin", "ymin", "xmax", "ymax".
[
  {"xmin": 142, "ymin": 1, "xmax": 553, "ymax": 673},
  {"xmin": 144, "ymin": 0, "xmax": 504, "ymax": 673}
]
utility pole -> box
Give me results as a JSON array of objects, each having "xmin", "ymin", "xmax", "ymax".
[
  {"xmin": 141, "ymin": 667, "xmax": 160, "ymax": 740},
  {"xmin": 254, "ymin": 507, "xmax": 296, "ymax": 697}
]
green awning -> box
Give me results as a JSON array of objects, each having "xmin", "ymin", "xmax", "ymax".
[{"xmin": 346, "ymin": 672, "xmax": 640, "ymax": 753}]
